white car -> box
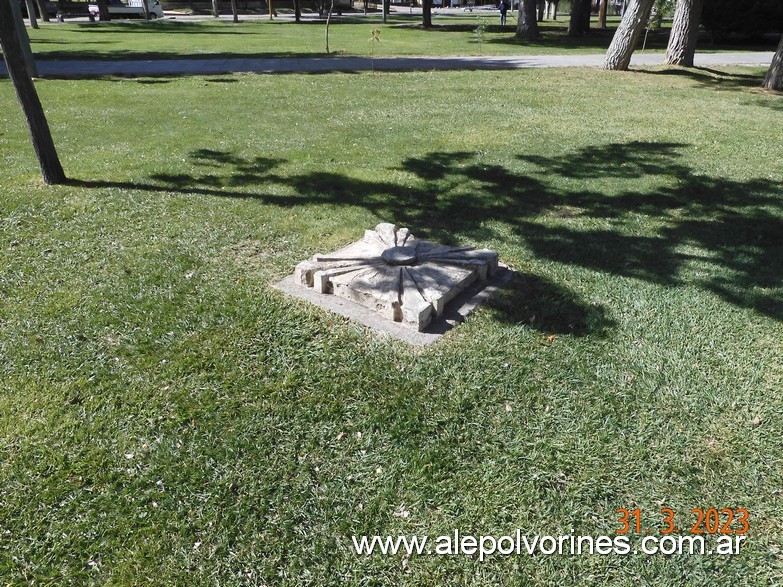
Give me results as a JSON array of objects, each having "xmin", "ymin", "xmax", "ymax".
[{"xmin": 89, "ymin": 0, "xmax": 164, "ymax": 19}]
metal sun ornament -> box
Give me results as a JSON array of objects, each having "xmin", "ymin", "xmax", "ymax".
[{"xmin": 295, "ymin": 223, "xmax": 499, "ymax": 332}]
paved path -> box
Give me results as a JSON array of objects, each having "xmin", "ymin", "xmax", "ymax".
[{"xmin": 1, "ymin": 52, "xmax": 775, "ymax": 78}]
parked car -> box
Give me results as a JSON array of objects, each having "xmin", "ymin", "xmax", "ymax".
[{"xmin": 88, "ymin": 0, "xmax": 164, "ymax": 19}]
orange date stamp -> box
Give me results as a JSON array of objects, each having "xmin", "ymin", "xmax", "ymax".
[{"xmin": 616, "ymin": 508, "xmax": 749, "ymax": 535}]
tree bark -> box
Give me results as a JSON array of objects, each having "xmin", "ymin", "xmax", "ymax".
[
  {"xmin": 24, "ymin": 0, "xmax": 39, "ymax": 28},
  {"xmin": 598, "ymin": 0, "xmax": 606, "ymax": 28},
  {"xmin": 763, "ymin": 34, "xmax": 783, "ymax": 90},
  {"xmin": 568, "ymin": 0, "xmax": 584, "ymax": 35},
  {"xmin": 325, "ymin": 0, "xmax": 334, "ymax": 52},
  {"xmin": 34, "ymin": 0, "xmax": 50, "ymax": 21},
  {"xmin": 602, "ymin": 0, "xmax": 654, "ymax": 70},
  {"xmin": 0, "ymin": 0, "xmax": 66, "ymax": 184},
  {"xmin": 141, "ymin": 0, "xmax": 150, "ymax": 20},
  {"xmin": 664, "ymin": 0, "xmax": 703, "ymax": 66},
  {"xmin": 581, "ymin": 0, "xmax": 590, "ymax": 30},
  {"xmin": 9, "ymin": 0, "xmax": 37, "ymax": 77},
  {"xmin": 293, "ymin": 0, "xmax": 301, "ymax": 21},
  {"xmin": 422, "ymin": 0, "xmax": 432, "ymax": 28},
  {"xmin": 230, "ymin": 0, "xmax": 238, "ymax": 21},
  {"xmin": 94, "ymin": 0, "xmax": 111, "ymax": 20},
  {"xmin": 517, "ymin": 0, "xmax": 539, "ymax": 38},
  {"xmin": 211, "ymin": 0, "xmax": 219, "ymax": 17},
  {"xmin": 536, "ymin": 0, "xmax": 544, "ymax": 21}
]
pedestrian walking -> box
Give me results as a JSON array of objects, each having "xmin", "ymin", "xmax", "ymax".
[{"xmin": 499, "ymin": 0, "xmax": 508, "ymax": 25}]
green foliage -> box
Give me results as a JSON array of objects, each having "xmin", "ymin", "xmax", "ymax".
[{"xmin": 702, "ymin": 0, "xmax": 783, "ymax": 40}]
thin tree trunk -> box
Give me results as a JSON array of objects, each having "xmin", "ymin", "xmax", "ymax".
[
  {"xmin": 230, "ymin": 0, "xmax": 238, "ymax": 21},
  {"xmin": 24, "ymin": 0, "xmax": 39, "ymax": 28},
  {"xmin": 763, "ymin": 34, "xmax": 783, "ymax": 90},
  {"xmin": 94, "ymin": 0, "xmax": 111, "ymax": 20},
  {"xmin": 536, "ymin": 0, "xmax": 544, "ymax": 21},
  {"xmin": 516, "ymin": 0, "xmax": 539, "ymax": 39},
  {"xmin": 602, "ymin": 0, "xmax": 654, "ymax": 70},
  {"xmin": 211, "ymin": 0, "xmax": 219, "ymax": 17},
  {"xmin": 0, "ymin": 0, "xmax": 66, "ymax": 184},
  {"xmin": 598, "ymin": 0, "xmax": 606, "ymax": 28},
  {"xmin": 664, "ymin": 0, "xmax": 703, "ymax": 66},
  {"xmin": 383, "ymin": 0, "xmax": 387, "ymax": 23},
  {"xmin": 141, "ymin": 0, "xmax": 150, "ymax": 20},
  {"xmin": 34, "ymin": 0, "xmax": 50, "ymax": 21},
  {"xmin": 294, "ymin": 0, "xmax": 301, "ymax": 21},
  {"xmin": 325, "ymin": 0, "xmax": 334, "ymax": 52}
]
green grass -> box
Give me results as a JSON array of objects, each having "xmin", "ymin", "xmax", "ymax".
[
  {"xmin": 23, "ymin": 14, "xmax": 776, "ymax": 61},
  {"xmin": 1, "ymin": 66, "xmax": 782, "ymax": 585}
]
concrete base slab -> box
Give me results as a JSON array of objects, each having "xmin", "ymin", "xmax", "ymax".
[{"xmin": 273, "ymin": 263, "xmax": 514, "ymax": 345}]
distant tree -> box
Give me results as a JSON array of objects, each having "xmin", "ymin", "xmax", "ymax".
[
  {"xmin": 293, "ymin": 0, "xmax": 301, "ymax": 22},
  {"xmin": 664, "ymin": 0, "xmax": 703, "ymax": 66},
  {"xmin": 422, "ymin": 0, "xmax": 432, "ymax": 28},
  {"xmin": 0, "ymin": 0, "xmax": 66, "ymax": 184},
  {"xmin": 763, "ymin": 34, "xmax": 783, "ymax": 90},
  {"xmin": 602, "ymin": 0, "xmax": 654, "ymax": 69},
  {"xmin": 517, "ymin": 0, "xmax": 539, "ymax": 39},
  {"xmin": 598, "ymin": 0, "xmax": 607, "ymax": 28},
  {"xmin": 23, "ymin": 0, "xmax": 38, "ymax": 28},
  {"xmin": 34, "ymin": 0, "xmax": 51, "ymax": 22},
  {"xmin": 94, "ymin": 0, "xmax": 111, "ymax": 21},
  {"xmin": 568, "ymin": 0, "xmax": 590, "ymax": 36}
]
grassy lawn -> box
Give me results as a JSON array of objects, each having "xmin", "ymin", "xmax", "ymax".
[
  {"xmin": 1, "ymin": 66, "xmax": 782, "ymax": 584},
  {"xmin": 23, "ymin": 14, "xmax": 775, "ymax": 61}
]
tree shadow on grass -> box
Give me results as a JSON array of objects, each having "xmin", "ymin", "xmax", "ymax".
[
  {"xmin": 70, "ymin": 140, "xmax": 783, "ymax": 328},
  {"xmin": 639, "ymin": 66, "xmax": 766, "ymax": 91}
]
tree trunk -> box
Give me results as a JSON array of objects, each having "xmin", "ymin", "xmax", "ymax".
[
  {"xmin": 581, "ymin": 0, "xmax": 590, "ymax": 30},
  {"xmin": 422, "ymin": 0, "xmax": 432, "ymax": 28},
  {"xmin": 325, "ymin": 0, "xmax": 334, "ymax": 52},
  {"xmin": 602, "ymin": 0, "xmax": 654, "ymax": 70},
  {"xmin": 568, "ymin": 0, "xmax": 584, "ymax": 35},
  {"xmin": 9, "ymin": 0, "xmax": 37, "ymax": 77},
  {"xmin": 94, "ymin": 0, "xmax": 111, "ymax": 20},
  {"xmin": 211, "ymin": 0, "xmax": 219, "ymax": 17},
  {"xmin": 763, "ymin": 34, "xmax": 783, "ymax": 90},
  {"xmin": 34, "ymin": 0, "xmax": 50, "ymax": 21},
  {"xmin": 383, "ymin": 0, "xmax": 387, "ymax": 23},
  {"xmin": 516, "ymin": 0, "xmax": 539, "ymax": 39},
  {"xmin": 230, "ymin": 0, "xmax": 238, "ymax": 21},
  {"xmin": 24, "ymin": 0, "xmax": 39, "ymax": 28},
  {"xmin": 536, "ymin": 0, "xmax": 544, "ymax": 21},
  {"xmin": 664, "ymin": 0, "xmax": 703, "ymax": 66},
  {"xmin": 0, "ymin": 0, "xmax": 66, "ymax": 184},
  {"xmin": 293, "ymin": 0, "xmax": 301, "ymax": 21},
  {"xmin": 141, "ymin": 0, "xmax": 150, "ymax": 20},
  {"xmin": 598, "ymin": 0, "xmax": 606, "ymax": 28}
]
